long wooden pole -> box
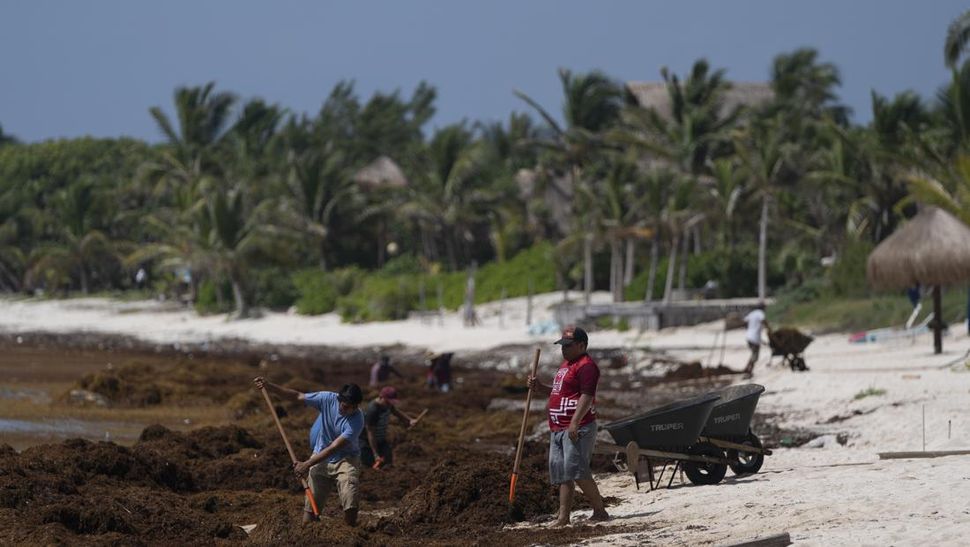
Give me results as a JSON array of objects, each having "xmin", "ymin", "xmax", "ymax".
[
  {"xmin": 260, "ymin": 387, "xmax": 320, "ymax": 516},
  {"xmin": 509, "ymin": 347, "xmax": 541, "ymax": 503}
]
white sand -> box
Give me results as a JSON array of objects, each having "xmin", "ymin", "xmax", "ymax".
[{"xmin": 2, "ymin": 294, "xmax": 969, "ymax": 545}]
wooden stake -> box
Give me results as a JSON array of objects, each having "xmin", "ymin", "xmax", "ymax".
[
  {"xmin": 509, "ymin": 348, "xmax": 541, "ymax": 503},
  {"xmin": 260, "ymin": 387, "xmax": 320, "ymax": 516}
]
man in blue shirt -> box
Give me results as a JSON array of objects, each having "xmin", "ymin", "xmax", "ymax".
[{"xmin": 254, "ymin": 377, "xmax": 365, "ymax": 526}]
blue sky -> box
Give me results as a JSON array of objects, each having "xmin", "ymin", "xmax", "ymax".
[{"xmin": 0, "ymin": 1, "xmax": 965, "ymax": 143}]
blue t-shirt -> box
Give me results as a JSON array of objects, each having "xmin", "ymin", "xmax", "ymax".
[{"xmin": 304, "ymin": 391, "xmax": 364, "ymax": 463}]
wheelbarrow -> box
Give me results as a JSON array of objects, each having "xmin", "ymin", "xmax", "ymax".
[
  {"xmin": 599, "ymin": 385, "xmax": 771, "ymax": 490},
  {"xmin": 698, "ymin": 384, "xmax": 770, "ymax": 477},
  {"xmin": 768, "ymin": 328, "xmax": 813, "ymax": 371}
]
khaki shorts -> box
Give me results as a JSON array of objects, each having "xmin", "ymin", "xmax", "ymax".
[{"xmin": 304, "ymin": 456, "xmax": 361, "ymax": 513}]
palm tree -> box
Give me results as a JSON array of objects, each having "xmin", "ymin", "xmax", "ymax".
[
  {"xmin": 516, "ymin": 69, "xmax": 623, "ymax": 303},
  {"xmin": 613, "ymin": 59, "xmax": 739, "ymax": 301},
  {"xmin": 477, "ymin": 113, "xmax": 541, "ymax": 262},
  {"xmin": 26, "ymin": 181, "xmax": 117, "ymax": 294},
  {"xmin": 150, "ymin": 82, "xmax": 237, "ymax": 164},
  {"xmin": 401, "ymin": 123, "xmax": 494, "ymax": 270},
  {"xmin": 770, "ymin": 48, "xmax": 848, "ymax": 126},
  {"xmin": 734, "ymin": 117, "xmax": 790, "ymax": 301},
  {"xmin": 142, "ymin": 83, "xmax": 238, "ymax": 209},
  {"xmin": 907, "ymin": 154, "xmax": 970, "ymax": 225},
  {"xmin": 706, "ymin": 158, "xmax": 746, "ymax": 250},
  {"xmin": 280, "ymin": 146, "xmax": 356, "ymax": 270},
  {"xmin": 945, "ymin": 9, "xmax": 970, "ymax": 69},
  {"xmin": 0, "ymin": 186, "xmax": 31, "ymax": 291}
]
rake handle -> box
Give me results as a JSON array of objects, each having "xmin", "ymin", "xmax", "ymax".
[
  {"xmin": 260, "ymin": 386, "xmax": 320, "ymax": 516},
  {"xmin": 409, "ymin": 408, "xmax": 430, "ymax": 429},
  {"xmin": 509, "ymin": 347, "xmax": 541, "ymax": 503}
]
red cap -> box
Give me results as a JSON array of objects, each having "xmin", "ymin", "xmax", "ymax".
[{"xmin": 379, "ymin": 386, "xmax": 399, "ymax": 404}]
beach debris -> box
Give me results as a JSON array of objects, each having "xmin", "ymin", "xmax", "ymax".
[
  {"xmin": 804, "ymin": 434, "xmax": 848, "ymax": 448},
  {"xmin": 716, "ymin": 531, "xmax": 791, "ymax": 547},
  {"xmin": 66, "ymin": 388, "xmax": 109, "ymax": 407}
]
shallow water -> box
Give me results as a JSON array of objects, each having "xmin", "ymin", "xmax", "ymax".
[{"xmin": 0, "ymin": 417, "xmax": 145, "ymax": 450}]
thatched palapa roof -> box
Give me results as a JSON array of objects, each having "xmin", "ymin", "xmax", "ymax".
[
  {"xmin": 353, "ymin": 156, "xmax": 408, "ymax": 190},
  {"xmin": 867, "ymin": 206, "xmax": 970, "ymax": 290},
  {"xmin": 625, "ymin": 81, "xmax": 774, "ymax": 119}
]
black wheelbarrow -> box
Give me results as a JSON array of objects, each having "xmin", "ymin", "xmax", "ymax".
[
  {"xmin": 601, "ymin": 393, "xmax": 730, "ymax": 490},
  {"xmin": 697, "ymin": 384, "xmax": 770, "ymax": 477},
  {"xmin": 768, "ymin": 327, "xmax": 813, "ymax": 371},
  {"xmin": 600, "ymin": 385, "xmax": 772, "ymax": 490}
]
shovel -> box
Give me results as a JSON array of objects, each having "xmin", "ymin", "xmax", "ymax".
[
  {"xmin": 259, "ymin": 387, "xmax": 320, "ymax": 517},
  {"xmin": 509, "ymin": 347, "xmax": 541, "ymax": 503}
]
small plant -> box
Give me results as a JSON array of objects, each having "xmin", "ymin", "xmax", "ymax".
[{"xmin": 853, "ymin": 387, "xmax": 886, "ymax": 400}]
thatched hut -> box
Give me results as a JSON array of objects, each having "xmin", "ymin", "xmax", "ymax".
[
  {"xmin": 867, "ymin": 206, "xmax": 970, "ymax": 353},
  {"xmin": 625, "ymin": 81, "xmax": 774, "ymax": 119},
  {"xmin": 353, "ymin": 156, "xmax": 408, "ymax": 190}
]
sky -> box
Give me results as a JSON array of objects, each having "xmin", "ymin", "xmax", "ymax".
[{"xmin": 0, "ymin": 1, "xmax": 966, "ymax": 143}]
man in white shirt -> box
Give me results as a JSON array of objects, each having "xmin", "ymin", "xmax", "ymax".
[{"xmin": 743, "ymin": 303, "xmax": 770, "ymax": 375}]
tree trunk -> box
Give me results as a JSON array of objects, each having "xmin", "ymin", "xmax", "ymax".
[
  {"xmin": 0, "ymin": 261, "xmax": 18, "ymax": 292},
  {"xmin": 231, "ymin": 276, "xmax": 248, "ymax": 319},
  {"xmin": 609, "ymin": 240, "xmax": 616, "ymax": 303},
  {"xmin": 693, "ymin": 226, "xmax": 702, "ymax": 255},
  {"xmin": 445, "ymin": 230, "xmax": 458, "ymax": 271},
  {"xmin": 318, "ymin": 239, "xmax": 328, "ymax": 271},
  {"xmin": 377, "ymin": 220, "xmax": 386, "ymax": 268},
  {"xmin": 678, "ymin": 229, "xmax": 689, "ymax": 292},
  {"xmin": 79, "ymin": 266, "xmax": 89, "ymax": 295},
  {"xmin": 663, "ymin": 233, "xmax": 679, "ymax": 304},
  {"xmin": 610, "ymin": 238, "xmax": 622, "ymax": 302},
  {"xmin": 645, "ymin": 237, "xmax": 658, "ymax": 302},
  {"xmin": 623, "ymin": 238, "xmax": 635, "ymax": 288},
  {"xmin": 758, "ymin": 195, "xmax": 769, "ymax": 302},
  {"xmin": 583, "ymin": 233, "xmax": 593, "ymax": 306}
]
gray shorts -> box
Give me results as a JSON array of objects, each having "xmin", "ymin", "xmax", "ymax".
[{"xmin": 549, "ymin": 421, "xmax": 597, "ymax": 485}]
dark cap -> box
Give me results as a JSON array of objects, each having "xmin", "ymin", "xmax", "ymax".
[
  {"xmin": 337, "ymin": 383, "xmax": 363, "ymax": 405},
  {"xmin": 554, "ymin": 326, "xmax": 588, "ymax": 346}
]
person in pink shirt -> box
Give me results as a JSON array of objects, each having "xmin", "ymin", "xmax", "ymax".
[{"xmin": 527, "ymin": 326, "xmax": 609, "ymax": 526}]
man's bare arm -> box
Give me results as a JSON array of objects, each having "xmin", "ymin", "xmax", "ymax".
[{"xmin": 253, "ymin": 377, "xmax": 304, "ymax": 401}]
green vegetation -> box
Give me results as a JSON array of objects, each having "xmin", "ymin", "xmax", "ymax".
[
  {"xmin": 2, "ymin": 11, "xmax": 970, "ymax": 323},
  {"xmin": 289, "ymin": 242, "xmax": 557, "ymax": 321},
  {"xmin": 771, "ymin": 286, "xmax": 968, "ymax": 333},
  {"xmin": 854, "ymin": 387, "xmax": 887, "ymax": 400}
]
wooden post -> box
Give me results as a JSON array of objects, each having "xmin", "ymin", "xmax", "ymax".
[
  {"xmin": 419, "ymin": 278, "xmax": 426, "ymax": 312},
  {"xmin": 933, "ymin": 285, "xmax": 942, "ymax": 354},
  {"xmin": 583, "ymin": 233, "xmax": 593, "ymax": 306},
  {"xmin": 526, "ymin": 278, "xmax": 533, "ymax": 326},
  {"xmin": 437, "ymin": 282, "xmax": 444, "ymax": 326}
]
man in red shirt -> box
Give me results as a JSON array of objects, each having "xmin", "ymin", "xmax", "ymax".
[{"xmin": 527, "ymin": 326, "xmax": 609, "ymax": 526}]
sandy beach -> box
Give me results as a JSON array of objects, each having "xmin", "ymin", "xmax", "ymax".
[{"xmin": 1, "ymin": 294, "xmax": 969, "ymax": 545}]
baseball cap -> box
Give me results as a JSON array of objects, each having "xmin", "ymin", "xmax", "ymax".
[
  {"xmin": 379, "ymin": 386, "xmax": 399, "ymax": 404},
  {"xmin": 554, "ymin": 326, "xmax": 588, "ymax": 346}
]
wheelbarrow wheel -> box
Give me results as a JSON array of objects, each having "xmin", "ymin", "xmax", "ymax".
[
  {"xmin": 728, "ymin": 431, "xmax": 764, "ymax": 475},
  {"xmin": 684, "ymin": 443, "xmax": 727, "ymax": 485}
]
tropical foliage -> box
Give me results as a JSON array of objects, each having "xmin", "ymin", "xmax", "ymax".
[{"xmin": 1, "ymin": 12, "xmax": 969, "ymax": 320}]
